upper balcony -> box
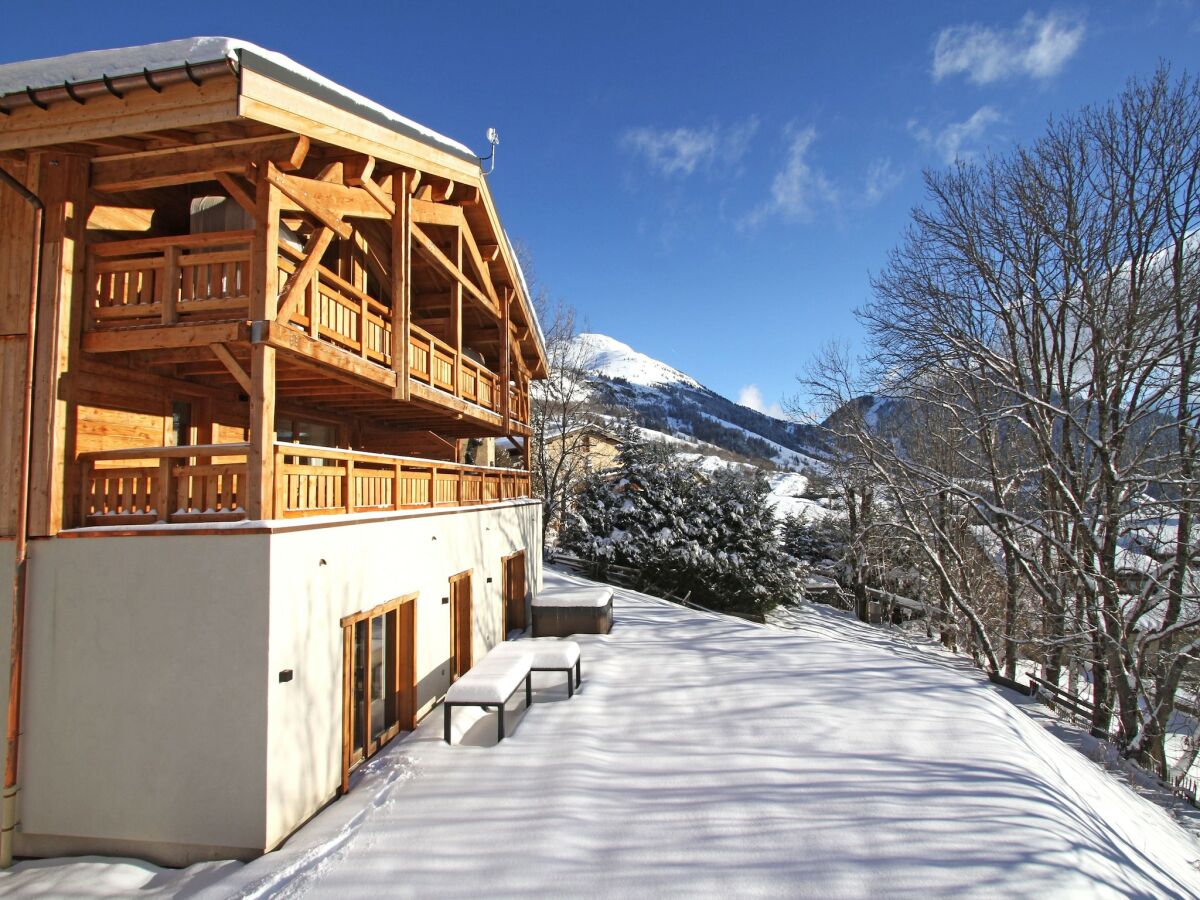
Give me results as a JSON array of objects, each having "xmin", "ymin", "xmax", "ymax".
[{"xmin": 81, "ymin": 229, "xmax": 531, "ymax": 435}]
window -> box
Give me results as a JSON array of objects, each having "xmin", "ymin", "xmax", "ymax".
[{"xmin": 340, "ymin": 594, "xmax": 417, "ymax": 793}]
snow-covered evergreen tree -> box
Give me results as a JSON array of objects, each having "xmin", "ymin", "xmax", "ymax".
[{"xmin": 561, "ymin": 430, "xmax": 799, "ymax": 617}]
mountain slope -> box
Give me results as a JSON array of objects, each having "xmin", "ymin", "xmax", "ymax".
[{"xmin": 573, "ymin": 332, "xmax": 828, "ymax": 471}]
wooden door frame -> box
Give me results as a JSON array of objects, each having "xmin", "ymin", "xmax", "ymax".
[
  {"xmin": 449, "ymin": 569, "xmax": 473, "ymax": 680},
  {"xmin": 340, "ymin": 592, "xmax": 418, "ymax": 794},
  {"xmin": 502, "ymin": 549, "xmax": 527, "ymax": 634}
]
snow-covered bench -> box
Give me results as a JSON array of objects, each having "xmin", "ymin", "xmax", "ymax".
[
  {"xmin": 490, "ymin": 639, "xmax": 582, "ymax": 697},
  {"xmin": 532, "ymin": 586, "xmax": 614, "ymax": 637},
  {"xmin": 443, "ymin": 651, "xmax": 533, "ymax": 745}
]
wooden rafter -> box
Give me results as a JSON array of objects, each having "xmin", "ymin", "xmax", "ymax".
[
  {"xmin": 91, "ymin": 134, "xmax": 310, "ymax": 192},
  {"xmin": 209, "ymin": 342, "xmax": 252, "ymax": 394},
  {"xmin": 276, "ymin": 226, "xmax": 336, "ymax": 323},
  {"xmin": 263, "ymin": 167, "xmax": 354, "ymax": 239},
  {"xmin": 410, "ymin": 223, "xmax": 496, "ymax": 316}
]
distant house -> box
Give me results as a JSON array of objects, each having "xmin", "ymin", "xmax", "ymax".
[
  {"xmin": 0, "ymin": 38, "xmax": 545, "ymax": 865},
  {"xmin": 545, "ymin": 423, "xmax": 623, "ymax": 476}
]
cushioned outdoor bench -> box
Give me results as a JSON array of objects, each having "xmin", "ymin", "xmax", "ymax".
[
  {"xmin": 443, "ymin": 651, "xmax": 533, "ymax": 745},
  {"xmin": 491, "ymin": 639, "xmax": 582, "ymax": 697}
]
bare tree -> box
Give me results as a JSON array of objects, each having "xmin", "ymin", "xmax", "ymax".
[{"xmin": 805, "ymin": 68, "xmax": 1200, "ymax": 775}]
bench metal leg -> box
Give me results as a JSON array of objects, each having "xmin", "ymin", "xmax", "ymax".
[
  {"xmin": 525, "ymin": 672, "xmax": 532, "ymax": 708},
  {"xmin": 444, "ymin": 703, "xmax": 452, "ymax": 744},
  {"xmin": 576, "ymin": 658, "xmax": 582, "ymax": 689},
  {"xmin": 497, "ymin": 704, "xmax": 506, "ymax": 742},
  {"xmin": 567, "ymin": 667, "xmax": 574, "ymax": 698}
]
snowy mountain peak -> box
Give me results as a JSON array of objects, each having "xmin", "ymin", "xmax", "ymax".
[{"xmin": 574, "ymin": 333, "xmax": 703, "ymax": 390}]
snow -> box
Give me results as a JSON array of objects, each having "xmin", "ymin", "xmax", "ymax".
[
  {"xmin": 0, "ymin": 856, "xmax": 241, "ymax": 898},
  {"xmin": 574, "ymin": 332, "xmax": 703, "ymax": 389},
  {"xmin": 531, "ymin": 584, "xmax": 612, "ymax": 608},
  {"xmin": 444, "ymin": 653, "xmax": 532, "ymax": 705},
  {"xmin": 12, "ymin": 573, "xmax": 1200, "ymax": 897},
  {"xmin": 0, "ymin": 37, "xmax": 474, "ymax": 159}
]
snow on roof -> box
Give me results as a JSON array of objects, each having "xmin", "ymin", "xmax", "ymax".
[
  {"xmin": 24, "ymin": 573, "xmax": 1182, "ymax": 898},
  {"xmin": 0, "ymin": 36, "xmax": 475, "ymax": 161}
]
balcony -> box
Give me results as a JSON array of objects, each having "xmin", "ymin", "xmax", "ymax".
[
  {"xmin": 82, "ymin": 232, "xmax": 530, "ymax": 431},
  {"xmin": 79, "ymin": 442, "xmax": 532, "ymax": 527}
]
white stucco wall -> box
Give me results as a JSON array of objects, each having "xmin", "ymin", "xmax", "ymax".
[
  {"xmin": 0, "ymin": 499, "xmax": 541, "ymax": 863},
  {"xmin": 263, "ymin": 499, "xmax": 541, "ymax": 849},
  {"xmin": 8, "ymin": 532, "xmax": 272, "ymax": 860}
]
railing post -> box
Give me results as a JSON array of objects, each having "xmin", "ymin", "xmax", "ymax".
[
  {"xmin": 274, "ymin": 447, "xmax": 287, "ymax": 518},
  {"xmin": 308, "ymin": 273, "xmax": 320, "ymax": 338},
  {"xmin": 345, "ymin": 458, "xmax": 355, "ymax": 514},
  {"xmin": 358, "ymin": 294, "xmax": 369, "ymax": 359},
  {"xmin": 429, "ymin": 466, "xmax": 437, "ymax": 507},
  {"xmin": 393, "ymin": 461, "xmax": 402, "ymax": 510},
  {"xmin": 154, "ymin": 457, "xmax": 172, "ymax": 522},
  {"xmin": 161, "ymin": 245, "xmax": 180, "ymax": 325}
]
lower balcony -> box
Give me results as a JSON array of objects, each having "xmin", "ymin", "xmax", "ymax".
[{"xmin": 78, "ymin": 442, "xmax": 532, "ymax": 527}]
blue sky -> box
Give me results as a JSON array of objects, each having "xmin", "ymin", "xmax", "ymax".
[{"xmin": 3, "ymin": 2, "xmax": 1198, "ymax": 417}]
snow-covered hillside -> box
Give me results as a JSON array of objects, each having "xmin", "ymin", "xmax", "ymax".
[
  {"xmin": 573, "ymin": 332, "xmax": 828, "ymax": 472},
  {"xmin": 574, "ymin": 332, "xmax": 701, "ymax": 390}
]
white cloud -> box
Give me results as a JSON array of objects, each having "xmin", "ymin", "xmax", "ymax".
[
  {"xmin": 932, "ymin": 12, "xmax": 1085, "ymax": 85},
  {"xmin": 863, "ymin": 158, "xmax": 903, "ymax": 205},
  {"xmin": 742, "ymin": 125, "xmax": 838, "ymax": 227},
  {"xmin": 742, "ymin": 129, "xmax": 898, "ymax": 228},
  {"xmin": 738, "ymin": 384, "xmax": 785, "ymax": 419},
  {"xmin": 910, "ymin": 106, "xmax": 1002, "ymax": 163},
  {"xmin": 622, "ymin": 117, "xmax": 759, "ymax": 178}
]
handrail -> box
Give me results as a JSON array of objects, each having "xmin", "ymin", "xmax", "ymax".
[
  {"xmin": 275, "ymin": 442, "xmax": 524, "ymax": 476},
  {"xmin": 79, "ymin": 442, "xmax": 251, "ymax": 462},
  {"xmin": 89, "ymin": 230, "xmax": 254, "ymax": 257}
]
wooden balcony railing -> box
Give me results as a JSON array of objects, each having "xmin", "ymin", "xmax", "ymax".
[
  {"xmin": 277, "ymin": 242, "xmax": 392, "ymax": 364},
  {"xmin": 407, "ymin": 324, "xmax": 502, "ymax": 415},
  {"xmin": 274, "ymin": 444, "xmax": 530, "ymax": 517},
  {"xmin": 78, "ymin": 443, "xmax": 531, "ymax": 526},
  {"xmin": 87, "ymin": 231, "xmax": 254, "ymax": 326},
  {"xmin": 79, "ymin": 444, "xmax": 251, "ymax": 525},
  {"xmin": 85, "ymin": 232, "xmax": 530, "ymax": 427}
]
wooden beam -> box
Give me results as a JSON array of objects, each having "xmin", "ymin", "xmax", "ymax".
[
  {"xmin": 209, "ymin": 342, "xmax": 252, "ymax": 394},
  {"xmin": 501, "ymin": 287, "xmax": 511, "ymax": 433},
  {"xmin": 277, "ymin": 134, "xmax": 311, "ymax": 172},
  {"xmin": 263, "ymin": 166, "xmax": 354, "ymax": 239},
  {"xmin": 410, "ymin": 224, "xmax": 493, "ymax": 313},
  {"xmin": 248, "ymin": 165, "xmax": 282, "ymax": 519},
  {"xmin": 452, "ymin": 232, "xmax": 463, "ymax": 400},
  {"xmin": 343, "ymin": 154, "xmax": 376, "ymax": 186},
  {"xmin": 91, "ymin": 134, "xmax": 310, "ymax": 192},
  {"xmin": 215, "ymin": 172, "xmax": 258, "ymax": 221},
  {"xmin": 81, "ymin": 320, "xmax": 248, "ymax": 352},
  {"xmin": 392, "ymin": 170, "xmax": 412, "ymax": 401},
  {"xmin": 276, "ymin": 226, "xmax": 336, "ymax": 323}
]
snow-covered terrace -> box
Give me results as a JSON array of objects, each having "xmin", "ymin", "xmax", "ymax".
[{"xmin": 6, "ymin": 573, "xmax": 1200, "ymax": 898}]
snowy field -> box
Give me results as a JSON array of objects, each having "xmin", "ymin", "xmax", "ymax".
[{"xmin": 5, "ymin": 572, "xmax": 1200, "ymax": 898}]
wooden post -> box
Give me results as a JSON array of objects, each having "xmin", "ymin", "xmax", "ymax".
[
  {"xmin": 501, "ymin": 287, "xmax": 511, "ymax": 433},
  {"xmin": 160, "ymin": 245, "xmax": 180, "ymax": 325},
  {"xmin": 391, "ymin": 170, "xmax": 411, "ymax": 400},
  {"xmin": 429, "ymin": 466, "xmax": 437, "ymax": 507},
  {"xmin": 248, "ymin": 164, "xmax": 281, "ymax": 520},
  {"xmin": 451, "ymin": 231, "xmax": 462, "ymax": 400},
  {"xmin": 154, "ymin": 457, "xmax": 172, "ymax": 523},
  {"xmin": 393, "ymin": 461, "xmax": 402, "ymax": 510},
  {"xmin": 308, "ymin": 272, "xmax": 320, "ymax": 337},
  {"xmin": 27, "ymin": 152, "xmax": 89, "ymax": 537}
]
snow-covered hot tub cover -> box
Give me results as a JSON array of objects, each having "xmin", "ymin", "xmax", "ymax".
[
  {"xmin": 0, "ymin": 36, "xmax": 478, "ymax": 164},
  {"xmin": 533, "ymin": 586, "xmax": 614, "ymax": 609}
]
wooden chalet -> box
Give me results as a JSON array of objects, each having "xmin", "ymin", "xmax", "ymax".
[{"xmin": 0, "ymin": 38, "xmax": 546, "ymax": 866}]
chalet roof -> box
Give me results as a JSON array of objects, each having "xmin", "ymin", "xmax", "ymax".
[{"xmin": 0, "ymin": 36, "xmax": 477, "ymax": 164}]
